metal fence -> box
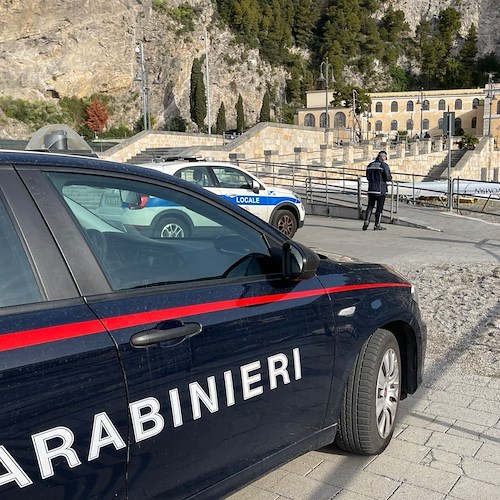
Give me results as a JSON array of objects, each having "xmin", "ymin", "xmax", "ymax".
[{"xmin": 233, "ymin": 159, "xmax": 500, "ymax": 224}]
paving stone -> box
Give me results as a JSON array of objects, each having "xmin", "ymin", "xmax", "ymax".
[
  {"xmin": 314, "ymin": 448, "xmax": 375, "ymax": 470},
  {"xmin": 307, "ymin": 461, "xmax": 400, "ymax": 498},
  {"xmin": 281, "ymin": 454, "xmax": 324, "ymax": 476},
  {"xmin": 389, "ymin": 483, "xmax": 446, "ymax": 500},
  {"xmin": 399, "ymin": 410, "xmax": 436, "ymax": 428},
  {"xmin": 399, "ymin": 397, "xmax": 432, "ymax": 413},
  {"xmin": 365, "ymin": 455, "xmax": 458, "ymax": 494},
  {"xmin": 384, "ymin": 436, "xmax": 431, "ymax": 462},
  {"xmin": 480, "ymin": 426, "xmax": 500, "ymax": 442},
  {"xmin": 327, "ymin": 490, "xmax": 373, "ymax": 500},
  {"xmin": 468, "ymin": 397, "xmax": 500, "ymax": 414},
  {"xmin": 475, "ymin": 442, "xmax": 500, "ymax": 465},
  {"xmin": 461, "ymin": 456, "xmax": 500, "ymax": 486},
  {"xmin": 447, "ymin": 383, "xmax": 500, "ymax": 402},
  {"xmin": 272, "ymin": 472, "xmax": 341, "ymax": 500},
  {"xmin": 447, "ymin": 420, "xmax": 489, "ymax": 441},
  {"xmin": 426, "ymin": 448, "xmax": 462, "ymax": 465},
  {"xmin": 425, "ymin": 402, "xmax": 498, "ymax": 426},
  {"xmin": 449, "ymin": 476, "xmax": 500, "ymax": 500},
  {"xmin": 396, "ymin": 425, "xmax": 433, "ymax": 445},
  {"xmin": 253, "ymin": 469, "xmax": 290, "ymax": 490},
  {"xmin": 426, "ymin": 431, "xmax": 482, "ymax": 456},
  {"xmin": 226, "ymin": 485, "xmax": 279, "ymax": 500},
  {"xmin": 423, "ymin": 389, "xmax": 475, "ymax": 408}
]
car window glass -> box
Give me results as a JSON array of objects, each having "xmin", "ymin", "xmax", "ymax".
[
  {"xmin": 45, "ymin": 172, "xmax": 274, "ymax": 291},
  {"xmin": 0, "ymin": 198, "xmax": 43, "ymax": 307},
  {"xmin": 211, "ymin": 166, "xmax": 253, "ymax": 189},
  {"xmin": 175, "ymin": 167, "xmax": 212, "ymax": 187}
]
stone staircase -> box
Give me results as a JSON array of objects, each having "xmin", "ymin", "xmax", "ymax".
[
  {"xmin": 423, "ymin": 149, "xmax": 467, "ymax": 181},
  {"xmin": 126, "ymin": 147, "xmax": 190, "ymax": 165}
]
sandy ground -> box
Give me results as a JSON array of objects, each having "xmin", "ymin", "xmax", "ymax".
[{"xmin": 392, "ymin": 261, "xmax": 500, "ymax": 379}]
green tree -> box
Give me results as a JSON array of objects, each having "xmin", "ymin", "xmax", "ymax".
[
  {"xmin": 459, "ymin": 24, "xmax": 478, "ymax": 87},
  {"xmin": 190, "ymin": 58, "xmax": 206, "ymax": 131},
  {"xmin": 216, "ymin": 101, "xmax": 227, "ymax": 134},
  {"xmin": 437, "ymin": 8, "xmax": 461, "ymax": 56},
  {"xmin": 236, "ymin": 93, "xmax": 245, "ymax": 133},
  {"xmin": 259, "ymin": 90, "xmax": 271, "ymax": 122}
]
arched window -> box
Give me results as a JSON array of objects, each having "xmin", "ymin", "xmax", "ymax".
[
  {"xmin": 391, "ymin": 120, "xmax": 398, "ymax": 131},
  {"xmin": 320, "ymin": 112, "xmax": 329, "ymax": 128},
  {"xmin": 391, "ymin": 101, "xmax": 398, "ymax": 112},
  {"xmin": 304, "ymin": 113, "xmax": 315, "ymax": 127},
  {"xmin": 423, "ymin": 119, "xmax": 429, "ymax": 130},
  {"xmin": 334, "ymin": 112, "xmax": 346, "ymax": 128},
  {"xmin": 375, "ymin": 102, "xmax": 383, "ymax": 113},
  {"xmin": 406, "ymin": 119, "xmax": 414, "ymax": 131},
  {"xmin": 438, "ymin": 118, "xmax": 444, "ymax": 130},
  {"xmin": 375, "ymin": 120, "xmax": 383, "ymax": 132},
  {"xmin": 422, "ymin": 99, "xmax": 430, "ymax": 111},
  {"xmin": 407, "ymin": 100, "xmax": 414, "ymax": 112},
  {"xmin": 455, "ymin": 117, "xmax": 462, "ymax": 131},
  {"xmin": 472, "ymin": 98, "xmax": 479, "ymax": 109},
  {"xmin": 438, "ymin": 99, "xmax": 446, "ymax": 111},
  {"xmin": 471, "ymin": 117, "xmax": 477, "ymax": 129},
  {"xmin": 455, "ymin": 99, "xmax": 463, "ymax": 110}
]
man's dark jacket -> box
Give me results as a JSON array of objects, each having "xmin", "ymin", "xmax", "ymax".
[{"xmin": 366, "ymin": 156, "xmax": 392, "ymax": 196}]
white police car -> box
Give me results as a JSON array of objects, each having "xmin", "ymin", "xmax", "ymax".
[{"xmin": 138, "ymin": 159, "xmax": 305, "ymax": 238}]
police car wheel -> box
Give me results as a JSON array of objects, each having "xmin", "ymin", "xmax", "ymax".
[
  {"xmin": 335, "ymin": 328, "xmax": 400, "ymax": 455},
  {"xmin": 274, "ymin": 209, "xmax": 297, "ymax": 238},
  {"xmin": 154, "ymin": 217, "xmax": 190, "ymax": 238}
]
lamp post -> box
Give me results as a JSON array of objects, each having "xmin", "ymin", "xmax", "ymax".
[
  {"xmin": 135, "ymin": 42, "xmax": 149, "ymax": 131},
  {"xmin": 352, "ymin": 88, "xmax": 358, "ymax": 142},
  {"xmin": 416, "ymin": 87, "xmax": 425, "ymax": 138},
  {"xmin": 317, "ymin": 57, "xmax": 335, "ymax": 131},
  {"xmin": 486, "ymin": 73, "xmax": 496, "ymax": 137},
  {"xmin": 202, "ymin": 27, "xmax": 211, "ymax": 135}
]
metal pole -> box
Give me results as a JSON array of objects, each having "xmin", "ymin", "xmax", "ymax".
[
  {"xmin": 447, "ymin": 110, "xmax": 452, "ymax": 211},
  {"xmin": 136, "ymin": 42, "xmax": 149, "ymax": 131},
  {"xmin": 203, "ymin": 27, "xmax": 211, "ymax": 135}
]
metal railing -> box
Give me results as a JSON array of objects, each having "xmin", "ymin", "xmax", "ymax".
[{"xmin": 234, "ymin": 159, "xmax": 500, "ymax": 224}]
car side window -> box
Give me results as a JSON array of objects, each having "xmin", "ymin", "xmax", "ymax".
[
  {"xmin": 0, "ymin": 198, "xmax": 43, "ymax": 308},
  {"xmin": 45, "ymin": 172, "xmax": 275, "ymax": 291},
  {"xmin": 175, "ymin": 167, "xmax": 212, "ymax": 187},
  {"xmin": 211, "ymin": 166, "xmax": 253, "ymax": 189}
]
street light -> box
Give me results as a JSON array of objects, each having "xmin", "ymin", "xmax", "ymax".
[
  {"xmin": 202, "ymin": 27, "xmax": 211, "ymax": 135},
  {"xmin": 486, "ymin": 73, "xmax": 497, "ymax": 137},
  {"xmin": 352, "ymin": 88, "xmax": 358, "ymax": 142},
  {"xmin": 317, "ymin": 57, "xmax": 335, "ymax": 131},
  {"xmin": 134, "ymin": 42, "xmax": 149, "ymax": 131},
  {"xmin": 416, "ymin": 87, "xmax": 426, "ymax": 138}
]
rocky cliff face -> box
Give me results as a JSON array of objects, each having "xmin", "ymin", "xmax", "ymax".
[{"xmin": 0, "ymin": 0, "xmax": 498, "ymax": 138}]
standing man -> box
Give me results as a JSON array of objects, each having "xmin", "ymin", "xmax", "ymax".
[{"xmin": 363, "ymin": 150, "xmax": 392, "ymax": 231}]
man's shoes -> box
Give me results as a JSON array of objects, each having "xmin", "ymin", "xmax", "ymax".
[
  {"xmin": 373, "ymin": 224, "xmax": 386, "ymax": 231},
  {"xmin": 362, "ymin": 221, "xmax": 369, "ymax": 231}
]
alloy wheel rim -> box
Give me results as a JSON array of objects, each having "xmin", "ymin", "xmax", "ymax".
[
  {"xmin": 278, "ymin": 215, "xmax": 293, "ymax": 236},
  {"xmin": 161, "ymin": 223, "xmax": 184, "ymax": 238},
  {"xmin": 375, "ymin": 348, "xmax": 399, "ymax": 438}
]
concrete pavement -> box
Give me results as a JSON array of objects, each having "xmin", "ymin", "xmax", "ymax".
[{"xmin": 228, "ymin": 208, "xmax": 500, "ymax": 500}]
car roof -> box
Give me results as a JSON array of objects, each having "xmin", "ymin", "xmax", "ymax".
[
  {"xmin": 0, "ymin": 149, "xmax": 179, "ymax": 181},
  {"xmin": 0, "ymin": 149, "xmax": 279, "ymax": 236},
  {"xmin": 137, "ymin": 159, "xmax": 245, "ymax": 173}
]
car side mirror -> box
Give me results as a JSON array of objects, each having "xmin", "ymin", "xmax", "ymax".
[
  {"xmin": 282, "ymin": 241, "xmax": 319, "ymax": 281},
  {"xmin": 120, "ymin": 190, "xmax": 141, "ymax": 205},
  {"xmin": 252, "ymin": 179, "xmax": 260, "ymax": 194}
]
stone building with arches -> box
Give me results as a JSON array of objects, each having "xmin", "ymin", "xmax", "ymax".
[{"xmin": 296, "ymin": 86, "xmax": 500, "ymax": 144}]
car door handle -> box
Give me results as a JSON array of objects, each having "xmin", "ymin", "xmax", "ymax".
[{"xmin": 130, "ymin": 321, "xmax": 202, "ymax": 347}]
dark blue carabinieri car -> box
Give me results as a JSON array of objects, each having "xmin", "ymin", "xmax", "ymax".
[{"xmin": 0, "ymin": 150, "xmax": 426, "ymax": 499}]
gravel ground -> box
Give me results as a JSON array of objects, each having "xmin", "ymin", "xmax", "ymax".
[{"xmin": 392, "ymin": 261, "xmax": 500, "ymax": 379}]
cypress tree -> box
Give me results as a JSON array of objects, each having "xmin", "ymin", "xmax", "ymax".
[
  {"xmin": 259, "ymin": 90, "xmax": 271, "ymax": 122},
  {"xmin": 236, "ymin": 94, "xmax": 245, "ymax": 133},
  {"xmin": 216, "ymin": 101, "xmax": 227, "ymax": 134},
  {"xmin": 190, "ymin": 58, "xmax": 206, "ymax": 131}
]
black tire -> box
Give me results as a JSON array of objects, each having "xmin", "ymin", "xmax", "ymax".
[
  {"xmin": 335, "ymin": 328, "xmax": 401, "ymax": 455},
  {"xmin": 154, "ymin": 216, "xmax": 190, "ymax": 238},
  {"xmin": 273, "ymin": 209, "xmax": 298, "ymax": 238}
]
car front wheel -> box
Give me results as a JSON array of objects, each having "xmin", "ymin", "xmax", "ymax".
[
  {"xmin": 335, "ymin": 328, "xmax": 401, "ymax": 455},
  {"xmin": 273, "ymin": 209, "xmax": 297, "ymax": 238}
]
